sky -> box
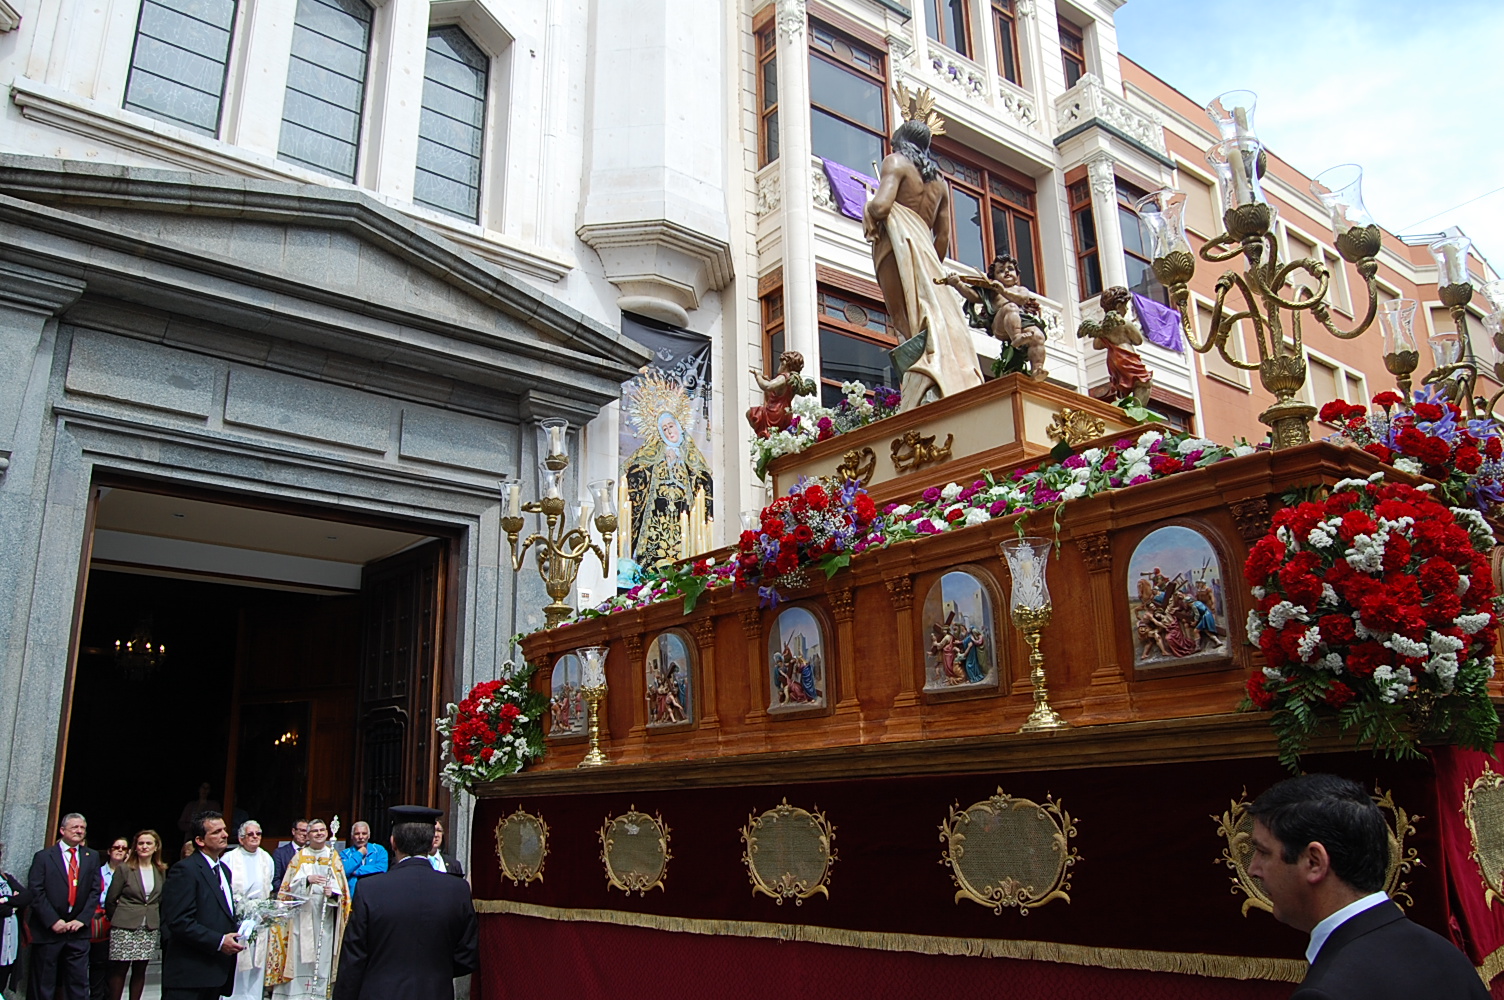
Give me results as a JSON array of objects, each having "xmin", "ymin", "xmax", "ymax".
[{"xmin": 1115, "ymin": 0, "xmax": 1504, "ymax": 272}]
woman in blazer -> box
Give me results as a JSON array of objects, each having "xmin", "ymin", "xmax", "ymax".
[{"xmin": 104, "ymin": 829, "xmax": 166, "ymax": 1000}]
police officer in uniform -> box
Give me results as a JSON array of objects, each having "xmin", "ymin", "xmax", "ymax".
[{"xmin": 332, "ymin": 806, "xmax": 478, "ymax": 1000}]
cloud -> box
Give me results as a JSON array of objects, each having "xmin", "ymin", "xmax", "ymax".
[{"xmin": 1116, "ymin": 0, "xmax": 1504, "ymax": 268}]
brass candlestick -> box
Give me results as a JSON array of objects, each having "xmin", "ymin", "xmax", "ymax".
[
  {"xmin": 500, "ymin": 419, "xmax": 618, "ymax": 629},
  {"xmin": 1138, "ymin": 99, "xmax": 1387, "ymax": 449},
  {"xmin": 1014, "ymin": 605, "xmax": 1067, "ymax": 733},
  {"xmin": 576, "ymin": 645, "xmax": 610, "ymax": 767},
  {"xmin": 1423, "ymin": 237, "xmax": 1483, "ymax": 416},
  {"xmin": 578, "ymin": 685, "xmax": 609, "ymax": 767}
]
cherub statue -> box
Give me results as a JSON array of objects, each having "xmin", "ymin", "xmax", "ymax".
[
  {"xmin": 746, "ymin": 350, "xmax": 815, "ymax": 439},
  {"xmin": 1077, "ymin": 285, "xmax": 1153, "ymax": 406},
  {"xmin": 940, "ymin": 253, "xmax": 1048, "ymax": 379}
]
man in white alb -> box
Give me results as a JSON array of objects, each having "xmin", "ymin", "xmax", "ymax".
[{"xmin": 221, "ymin": 821, "xmax": 274, "ymax": 1000}]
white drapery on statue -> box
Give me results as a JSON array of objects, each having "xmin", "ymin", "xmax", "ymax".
[
  {"xmin": 881, "ymin": 202, "xmax": 984, "ymax": 410},
  {"xmin": 266, "ymin": 847, "xmax": 351, "ymax": 1000},
  {"xmin": 222, "ymin": 845, "xmax": 275, "ymax": 1000}
]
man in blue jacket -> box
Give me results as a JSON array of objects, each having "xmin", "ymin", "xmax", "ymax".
[{"xmin": 339, "ymin": 822, "xmax": 388, "ymax": 894}]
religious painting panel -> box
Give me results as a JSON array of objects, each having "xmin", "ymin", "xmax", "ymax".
[
  {"xmin": 768, "ymin": 606, "xmax": 828, "ymax": 714},
  {"xmin": 645, "ymin": 630, "xmax": 695, "ymax": 730},
  {"xmin": 617, "ymin": 315, "xmax": 714, "ymax": 579},
  {"xmin": 1126, "ymin": 524, "xmax": 1230, "ymax": 672},
  {"xmin": 549, "ymin": 653, "xmax": 586, "ymax": 738},
  {"xmin": 921, "ymin": 567, "xmax": 1001, "ymax": 694}
]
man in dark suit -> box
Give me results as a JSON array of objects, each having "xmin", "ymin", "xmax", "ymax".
[
  {"xmin": 427, "ymin": 820, "xmax": 465, "ymax": 878},
  {"xmin": 334, "ymin": 805, "xmax": 478, "ymax": 1000},
  {"xmin": 27, "ymin": 812, "xmax": 103, "ymax": 1000},
  {"xmin": 271, "ymin": 818, "xmax": 310, "ymax": 893},
  {"xmin": 160, "ymin": 811, "xmax": 246, "ymax": 1000},
  {"xmin": 1249, "ymin": 774, "xmax": 1489, "ymax": 999}
]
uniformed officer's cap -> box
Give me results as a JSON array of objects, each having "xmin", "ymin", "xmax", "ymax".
[{"xmin": 388, "ymin": 805, "xmax": 442, "ymax": 827}]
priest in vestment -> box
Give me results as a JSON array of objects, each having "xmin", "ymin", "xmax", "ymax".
[
  {"xmin": 222, "ymin": 820, "xmax": 276, "ymax": 1000},
  {"xmin": 267, "ymin": 819, "xmax": 351, "ymax": 1000}
]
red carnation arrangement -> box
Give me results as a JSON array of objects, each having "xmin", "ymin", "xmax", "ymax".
[
  {"xmin": 1244, "ymin": 474, "xmax": 1500, "ymax": 769},
  {"xmin": 437, "ymin": 664, "xmax": 547, "ymax": 790},
  {"xmin": 735, "ymin": 479, "xmax": 883, "ymax": 603}
]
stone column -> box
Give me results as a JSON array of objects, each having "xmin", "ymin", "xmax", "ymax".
[
  {"xmin": 222, "ymin": 0, "xmax": 299, "ymax": 155},
  {"xmin": 774, "ymin": 0, "xmax": 819, "ymax": 375},
  {"xmin": 1085, "ymin": 152, "xmax": 1127, "ymax": 291}
]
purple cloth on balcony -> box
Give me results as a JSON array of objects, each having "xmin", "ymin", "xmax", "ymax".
[
  {"xmin": 1132, "ymin": 292, "xmax": 1185, "ymax": 352},
  {"xmin": 821, "ymin": 158, "xmax": 877, "ymax": 221}
]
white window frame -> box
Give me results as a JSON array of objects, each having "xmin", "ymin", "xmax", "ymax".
[
  {"xmin": 1193, "ymin": 291, "xmax": 1251, "ymax": 391},
  {"xmin": 425, "ymin": 0, "xmax": 513, "ymax": 233},
  {"xmin": 1301, "ymin": 344, "xmax": 1367, "ymax": 418}
]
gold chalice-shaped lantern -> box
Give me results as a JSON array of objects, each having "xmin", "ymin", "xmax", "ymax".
[
  {"xmin": 575, "ymin": 645, "xmax": 611, "ymax": 768},
  {"xmin": 1137, "ymin": 90, "xmax": 1391, "ymax": 447},
  {"xmin": 500, "ymin": 417, "xmax": 618, "ymax": 629},
  {"xmin": 1001, "ymin": 537, "xmax": 1067, "ymax": 733}
]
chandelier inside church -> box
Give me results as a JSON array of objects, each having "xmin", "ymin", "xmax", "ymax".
[{"xmin": 114, "ymin": 618, "xmax": 166, "ymax": 682}]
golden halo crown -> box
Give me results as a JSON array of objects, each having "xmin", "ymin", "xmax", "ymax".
[
  {"xmin": 896, "ymin": 82, "xmax": 946, "ymax": 136},
  {"xmin": 625, "ymin": 370, "xmax": 695, "ymax": 442}
]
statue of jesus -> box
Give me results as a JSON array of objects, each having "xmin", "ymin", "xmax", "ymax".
[{"xmin": 862, "ymin": 87, "xmax": 984, "ymax": 411}]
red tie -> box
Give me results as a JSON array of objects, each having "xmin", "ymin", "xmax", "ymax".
[{"xmin": 66, "ymin": 847, "xmax": 78, "ymax": 909}]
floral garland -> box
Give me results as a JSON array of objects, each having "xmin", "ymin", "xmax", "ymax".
[
  {"xmin": 1318, "ymin": 388, "xmax": 1504, "ymax": 512},
  {"xmin": 437, "ymin": 663, "xmax": 548, "ymax": 791},
  {"xmin": 733, "ymin": 479, "xmax": 882, "ymax": 604},
  {"xmin": 883, "ymin": 429, "xmax": 1255, "ymax": 541},
  {"xmin": 1243, "ymin": 474, "xmax": 1500, "ymax": 769},
  {"xmin": 752, "ymin": 381, "xmax": 901, "ymax": 479}
]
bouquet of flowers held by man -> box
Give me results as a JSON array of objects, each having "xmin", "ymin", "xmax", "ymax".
[
  {"xmin": 438, "ymin": 663, "xmax": 548, "ymax": 790},
  {"xmin": 734, "ymin": 478, "xmax": 883, "ymax": 605},
  {"xmin": 234, "ymin": 895, "xmax": 304, "ymax": 944},
  {"xmin": 1243, "ymin": 473, "xmax": 1500, "ymax": 769}
]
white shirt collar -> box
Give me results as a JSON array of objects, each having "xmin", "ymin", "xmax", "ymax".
[
  {"xmin": 58, "ymin": 842, "xmax": 79, "ymax": 859},
  {"xmin": 1306, "ymin": 891, "xmax": 1390, "ymax": 964}
]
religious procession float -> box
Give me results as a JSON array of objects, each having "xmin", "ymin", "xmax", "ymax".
[{"xmin": 453, "ymin": 90, "xmax": 1504, "ymax": 998}]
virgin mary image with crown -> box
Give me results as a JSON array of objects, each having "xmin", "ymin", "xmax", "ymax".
[{"xmin": 622, "ymin": 371, "xmax": 714, "ymax": 567}]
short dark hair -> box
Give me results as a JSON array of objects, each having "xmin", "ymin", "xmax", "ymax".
[
  {"xmin": 189, "ymin": 811, "xmax": 224, "ymax": 843},
  {"xmin": 1249, "ymin": 774, "xmax": 1388, "ymax": 893},
  {"xmin": 392, "ymin": 822, "xmax": 434, "ymax": 858}
]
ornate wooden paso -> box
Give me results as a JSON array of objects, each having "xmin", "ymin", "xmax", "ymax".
[{"xmin": 518, "ymin": 442, "xmax": 1479, "ymax": 769}]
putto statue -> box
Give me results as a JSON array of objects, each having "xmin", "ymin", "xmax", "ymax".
[
  {"xmin": 863, "ymin": 85, "xmax": 984, "ymax": 411},
  {"xmin": 942, "ymin": 253, "xmax": 1049, "ymax": 380},
  {"xmin": 1077, "ymin": 285, "xmax": 1154, "ymax": 406},
  {"xmin": 746, "ymin": 350, "xmax": 816, "ymax": 439}
]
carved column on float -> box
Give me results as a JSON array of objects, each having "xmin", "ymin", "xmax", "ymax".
[
  {"xmin": 1074, "ymin": 530, "xmax": 1131, "ymax": 721},
  {"xmin": 775, "ymin": 0, "xmax": 820, "ymax": 375},
  {"xmin": 622, "ymin": 629, "xmax": 648, "ymax": 757},
  {"xmin": 689, "ymin": 617, "xmax": 722, "ymax": 739},
  {"xmin": 883, "ymin": 575, "xmax": 924, "ymax": 737},
  {"xmin": 828, "ymin": 587, "xmax": 861, "ymax": 721},
  {"xmin": 740, "ymin": 608, "xmax": 771, "ymax": 729}
]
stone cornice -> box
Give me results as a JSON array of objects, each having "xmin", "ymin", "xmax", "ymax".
[
  {"xmin": 0, "ymin": 154, "xmax": 652, "ymax": 378},
  {"xmin": 576, "ymin": 217, "xmax": 734, "ymax": 313},
  {"xmin": 0, "ymin": 261, "xmax": 84, "ymax": 315}
]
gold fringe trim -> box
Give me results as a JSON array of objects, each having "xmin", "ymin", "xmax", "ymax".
[
  {"xmin": 474, "ymin": 899, "xmax": 1308, "ymax": 983},
  {"xmin": 1475, "ymin": 942, "xmax": 1504, "ymax": 984}
]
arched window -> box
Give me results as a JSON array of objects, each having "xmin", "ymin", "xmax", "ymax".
[
  {"xmin": 279, "ymin": 0, "xmax": 373, "ymax": 181},
  {"xmin": 123, "ymin": 0, "xmax": 238, "ymax": 136},
  {"xmin": 415, "ymin": 26, "xmax": 490, "ymax": 221}
]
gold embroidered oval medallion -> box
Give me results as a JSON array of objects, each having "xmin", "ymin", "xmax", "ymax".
[
  {"xmin": 494, "ymin": 808, "xmax": 549, "ymax": 886},
  {"xmin": 600, "ymin": 808, "xmax": 671, "ymax": 895},
  {"xmin": 940, "ymin": 788, "xmax": 1078, "ymax": 915},
  {"xmin": 741, "ymin": 798, "xmax": 836, "ymax": 905}
]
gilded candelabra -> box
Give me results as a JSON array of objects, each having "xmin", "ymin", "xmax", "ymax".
[
  {"xmin": 1138, "ymin": 92, "xmax": 1385, "ymax": 448},
  {"xmin": 501, "ymin": 418, "xmax": 618, "ymax": 629},
  {"xmin": 575, "ymin": 645, "xmax": 610, "ymax": 767},
  {"xmin": 1001, "ymin": 538, "xmax": 1068, "ymax": 733}
]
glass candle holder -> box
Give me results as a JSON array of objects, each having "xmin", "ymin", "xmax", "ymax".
[
  {"xmin": 1207, "ymin": 136, "xmax": 1266, "ymax": 210},
  {"xmin": 1480, "ymin": 279, "xmax": 1504, "ymax": 315},
  {"xmin": 1205, "ymin": 90, "xmax": 1258, "ymax": 140},
  {"xmin": 537, "ymin": 417, "xmax": 570, "ymax": 472},
  {"xmin": 1310, "ymin": 164, "xmax": 1375, "ymax": 239},
  {"xmin": 1134, "ymin": 189, "xmax": 1192, "ymax": 258},
  {"xmin": 1430, "ymin": 236, "xmax": 1473, "ymax": 288},
  {"xmin": 1430, "ymin": 330, "xmax": 1461, "ymax": 368},
  {"xmin": 1000, "ymin": 537, "xmax": 1052, "ymax": 611},
  {"xmin": 577, "ymin": 645, "xmax": 608, "ymax": 689},
  {"xmin": 540, "ymin": 468, "xmax": 564, "ymax": 501},
  {"xmin": 588, "ymin": 479, "xmax": 616, "ymax": 517},
  {"xmin": 1378, "ymin": 299, "xmax": 1418, "ymax": 355},
  {"xmin": 501, "ymin": 479, "xmax": 523, "ymax": 519}
]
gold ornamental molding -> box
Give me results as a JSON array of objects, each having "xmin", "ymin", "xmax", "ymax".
[
  {"xmin": 495, "ymin": 808, "xmax": 549, "ymax": 886},
  {"xmin": 600, "ymin": 807, "xmax": 672, "ymax": 896},
  {"xmin": 1464, "ymin": 763, "xmax": 1504, "ymax": 906},
  {"xmin": 891, "ymin": 429, "xmax": 954, "ymax": 475},
  {"xmin": 1214, "ymin": 786, "xmax": 1418, "ymax": 916},
  {"xmin": 1045, "ymin": 407, "xmax": 1106, "ymax": 447},
  {"xmin": 940, "ymin": 788, "xmax": 1079, "ymax": 915},
  {"xmin": 834, "ymin": 446, "xmax": 877, "ymax": 486},
  {"xmin": 741, "ymin": 798, "xmax": 837, "ymax": 905}
]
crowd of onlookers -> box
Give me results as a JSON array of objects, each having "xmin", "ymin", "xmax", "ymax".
[{"xmin": 0, "ymin": 805, "xmax": 466, "ymax": 1000}]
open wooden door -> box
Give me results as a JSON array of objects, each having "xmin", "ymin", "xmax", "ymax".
[{"xmin": 355, "ymin": 540, "xmax": 447, "ymax": 822}]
